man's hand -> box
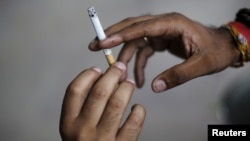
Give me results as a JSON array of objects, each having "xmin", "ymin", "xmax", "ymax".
[
  {"xmin": 60, "ymin": 62, "xmax": 146, "ymax": 141},
  {"xmin": 89, "ymin": 13, "xmax": 240, "ymax": 92}
]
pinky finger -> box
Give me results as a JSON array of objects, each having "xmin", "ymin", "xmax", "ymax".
[{"xmin": 117, "ymin": 104, "xmax": 146, "ymax": 141}]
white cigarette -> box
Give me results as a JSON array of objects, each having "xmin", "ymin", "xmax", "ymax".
[{"xmin": 88, "ymin": 6, "xmax": 115, "ymax": 65}]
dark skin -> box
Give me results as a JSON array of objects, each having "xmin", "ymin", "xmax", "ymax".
[
  {"xmin": 89, "ymin": 13, "xmax": 240, "ymax": 92},
  {"xmin": 60, "ymin": 12, "xmax": 240, "ymax": 141}
]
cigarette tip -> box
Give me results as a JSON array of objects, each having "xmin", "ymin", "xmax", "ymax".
[{"xmin": 88, "ymin": 6, "xmax": 96, "ymax": 16}]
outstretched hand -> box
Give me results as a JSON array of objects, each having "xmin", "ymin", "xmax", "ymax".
[{"xmin": 89, "ymin": 13, "xmax": 240, "ymax": 92}]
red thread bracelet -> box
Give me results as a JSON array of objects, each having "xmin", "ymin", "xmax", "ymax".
[{"xmin": 225, "ymin": 21, "xmax": 250, "ymax": 67}]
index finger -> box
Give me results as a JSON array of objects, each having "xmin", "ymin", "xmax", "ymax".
[
  {"xmin": 88, "ymin": 15, "xmax": 155, "ymax": 51},
  {"xmin": 99, "ymin": 13, "xmax": 188, "ymax": 49}
]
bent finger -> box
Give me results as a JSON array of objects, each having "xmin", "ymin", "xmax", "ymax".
[
  {"xmin": 97, "ymin": 78, "xmax": 135, "ymax": 138},
  {"xmin": 100, "ymin": 13, "xmax": 187, "ymax": 49},
  {"xmin": 117, "ymin": 104, "xmax": 146, "ymax": 141},
  {"xmin": 105, "ymin": 15, "xmax": 155, "ymax": 37},
  {"xmin": 89, "ymin": 15, "xmax": 155, "ymax": 51},
  {"xmin": 118, "ymin": 38, "xmax": 146, "ymax": 64}
]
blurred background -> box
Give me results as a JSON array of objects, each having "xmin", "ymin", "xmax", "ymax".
[{"xmin": 1, "ymin": 0, "xmax": 250, "ymax": 141}]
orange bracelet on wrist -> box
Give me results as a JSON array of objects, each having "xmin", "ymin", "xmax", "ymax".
[{"xmin": 224, "ymin": 21, "xmax": 250, "ymax": 67}]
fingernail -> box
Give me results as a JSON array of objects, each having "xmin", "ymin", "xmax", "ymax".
[
  {"xmin": 126, "ymin": 78, "xmax": 135, "ymax": 84},
  {"xmin": 89, "ymin": 38, "xmax": 98, "ymax": 48},
  {"xmin": 114, "ymin": 62, "xmax": 126, "ymax": 71},
  {"xmin": 90, "ymin": 38, "xmax": 98, "ymax": 45},
  {"xmin": 91, "ymin": 66, "xmax": 102, "ymax": 73},
  {"xmin": 154, "ymin": 80, "xmax": 167, "ymax": 92}
]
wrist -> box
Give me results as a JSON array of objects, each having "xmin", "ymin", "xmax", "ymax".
[
  {"xmin": 222, "ymin": 8, "xmax": 250, "ymax": 67},
  {"xmin": 212, "ymin": 27, "xmax": 241, "ymax": 67},
  {"xmin": 220, "ymin": 26, "xmax": 242, "ymax": 67},
  {"xmin": 223, "ymin": 21, "xmax": 250, "ymax": 67}
]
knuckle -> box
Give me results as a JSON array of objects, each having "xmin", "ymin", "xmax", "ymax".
[
  {"xmin": 129, "ymin": 110, "xmax": 145, "ymax": 128},
  {"xmin": 75, "ymin": 133, "xmax": 88, "ymax": 141},
  {"xmin": 163, "ymin": 12, "xmax": 189, "ymax": 24},
  {"xmin": 60, "ymin": 121, "xmax": 97, "ymax": 141},
  {"xmin": 170, "ymin": 12, "xmax": 183, "ymax": 17},
  {"xmin": 66, "ymin": 84, "xmax": 83, "ymax": 97},
  {"xmin": 130, "ymin": 115, "xmax": 142, "ymax": 129},
  {"xmin": 66, "ymin": 69, "xmax": 98, "ymax": 95},
  {"xmin": 91, "ymin": 87, "xmax": 109, "ymax": 100},
  {"xmin": 122, "ymin": 17, "xmax": 137, "ymax": 23},
  {"xmin": 130, "ymin": 20, "xmax": 146, "ymax": 28},
  {"xmin": 75, "ymin": 132, "xmax": 91, "ymax": 141},
  {"xmin": 75, "ymin": 127, "xmax": 96, "ymax": 141},
  {"xmin": 108, "ymin": 97, "xmax": 124, "ymax": 110},
  {"xmin": 168, "ymin": 12, "xmax": 185, "ymax": 20}
]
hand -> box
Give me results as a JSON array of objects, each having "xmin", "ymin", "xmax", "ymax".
[
  {"xmin": 60, "ymin": 62, "xmax": 146, "ymax": 141},
  {"xmin": 89, "ymin": 13, "xmax": 240, "ymax": 92}
]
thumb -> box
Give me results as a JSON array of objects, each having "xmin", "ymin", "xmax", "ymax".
[{"xmin": 151, "ymin": 54, "xmax": 216, "ymax": 93}]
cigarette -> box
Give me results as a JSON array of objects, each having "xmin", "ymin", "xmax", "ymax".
[{"xmin": 88, "ymin": 6, "xmax": 116, "ymax": 66}]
